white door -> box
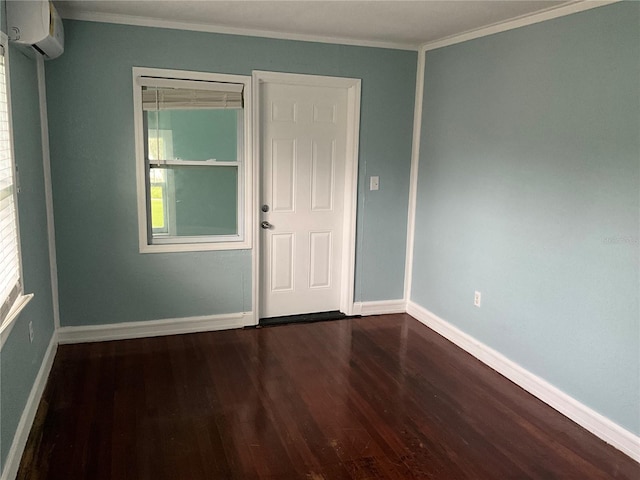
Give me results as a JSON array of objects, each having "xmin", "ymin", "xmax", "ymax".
[{"xmin": 260, "ymin": 81, "xmax": 349, "ymax": 318}]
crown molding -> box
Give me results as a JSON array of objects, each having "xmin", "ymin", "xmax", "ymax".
[
  {"xmin": 56, "ymin": 10, "xmax": 419, "ymax": 52},
  {"xmin": 422, "ymin": 0, "xmax": 619, "ymax": 51},
  {"xmin": 57, "ymin": 1, "xmax": 618, "ymax": 54}
]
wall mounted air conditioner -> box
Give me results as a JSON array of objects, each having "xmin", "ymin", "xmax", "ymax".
[{"xmin": 7, "ymin": 0, "xmax": 64, "ymax": 60}]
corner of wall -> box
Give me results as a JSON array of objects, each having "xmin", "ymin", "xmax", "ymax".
[
  {"xmin": 402, "ymin": 46, "xmax": 426, "ymax": 303},
  {"xmin": 0, "ymin": 332, "xmax": 58, "ymax": 480},
  {"xmin": 406, "ymin": 300, "xmax": 640, "ymax": 463}
]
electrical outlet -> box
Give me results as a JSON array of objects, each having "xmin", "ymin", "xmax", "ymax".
[
  {"xmin": 474, "ymin": 291, "xmax": 481, "ymax": 307},
  {"xmin": 28, "ymin": 321, "xmax": 34, "ymax": 342}
]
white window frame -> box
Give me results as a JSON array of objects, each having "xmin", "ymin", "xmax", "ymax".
[
  {"xmin": 132, "ymin": 67, "xmax": 253, "ymax": 253},
  {"xmin": 0, "ymin": 34, "xmax": 33, "ymax": 349}
]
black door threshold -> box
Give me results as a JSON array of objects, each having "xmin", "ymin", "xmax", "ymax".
[{"xmin": 258, "ymin": 310, "xmax": 358, "ymax": 327}]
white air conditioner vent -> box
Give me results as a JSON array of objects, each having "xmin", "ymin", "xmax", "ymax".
[{"xmin": 7, "ymin": 0, "xmax": 64, "ymax": 60}]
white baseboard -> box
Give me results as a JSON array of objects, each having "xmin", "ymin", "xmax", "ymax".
[
  {"xmin": 1, "ymin": 331, "xmax": 58, "ymax": 480},
  {"xmin": 406, "ymin": 301, "xmax": 640, "ymax": 463},
  {"xmin": 352, "ymin": 299, "xmax": 406, "ymax": 316},
  {"xmin": 57, "ymin": 312, "xmax": 254, "ymax": 344}
]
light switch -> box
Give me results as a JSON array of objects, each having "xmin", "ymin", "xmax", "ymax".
[{"xmin": 369, "ymin": 176, "xmax": 379, "ymax": 191}]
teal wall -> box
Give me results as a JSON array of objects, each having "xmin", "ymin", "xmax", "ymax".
[
  {"xmin": 0, "ymin": 46, "xmax": 56, "ymax": 471},
  {"xmin": 45, "ymin": 20, "xmax": 417, "ymax": 326},
  {"xmin": 411, "ymin": 2, "xmax": 639, "ymax": 434}
]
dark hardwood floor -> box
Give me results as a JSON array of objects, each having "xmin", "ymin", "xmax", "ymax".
[{"xmin": 18, "ymin": 314, "xmax": 639, "ymax": 479}]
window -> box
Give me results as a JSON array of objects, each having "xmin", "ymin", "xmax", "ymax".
[
  {"xmin": 0, "ymin": 37, "xmax": 33, "ymax": 346},
  {"xmin": 132, "ymin": 68, "xmax": 252, "ymax": 252}
]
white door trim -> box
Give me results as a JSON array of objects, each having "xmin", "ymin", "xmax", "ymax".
[{"xmin": 251, "ymin": 71, "xmax": 361, "ymax": 323}]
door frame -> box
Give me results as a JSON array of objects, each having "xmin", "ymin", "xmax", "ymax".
[{"xmin": 251, "ymin": 70, "xmax": 361, "ymax": 324}]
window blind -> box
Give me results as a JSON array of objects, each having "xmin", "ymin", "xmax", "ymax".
[
  {"xmin": 0, "ymin": 45, "xmax": 21, "ymax": 324},
  {"xmin": 140, "ymin": 79, "xmax": 244, "ymax": 110}
]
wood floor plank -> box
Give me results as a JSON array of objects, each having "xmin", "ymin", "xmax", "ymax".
[{"xmin": 17, "ymin": 314, "xmax": 640, "ymax": 479}]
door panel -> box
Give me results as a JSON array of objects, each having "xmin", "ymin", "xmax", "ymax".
[
  {"xmin": 271, "ymin": 233, "xmax": 294, "ymax": 292},
  {"xmin": 272, "ymin": 139, "xmax": 296, "ymax": 212},
  {"xmin": 311, "ymin": 140, "xmax": 335, "ymax": 211},
  {"xmin": 309, "ymin": 231, "xmax": 332, "ymax": 289},
  {"xmin": 260, "ymin": 82, "xmax": 348, "ymax": 318}
]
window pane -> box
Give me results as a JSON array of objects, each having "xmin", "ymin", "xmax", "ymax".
[
  {"xmin": 144, "ymin": 108, "xmax": 239, "ymax": 161},
  {"xmin": 150, "ymin": 185, "xmax": 165, "ymax": 230},
  {"xmin": 151, "ymin": 165, "xmax": 238, "ymax": 239}
]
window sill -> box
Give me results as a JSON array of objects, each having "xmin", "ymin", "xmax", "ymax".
[
  {"xmin": 0, "ymin": 293, "xmax": 34, "ymax": 349},
  {"xmin": 140, "ymin": 240, "xmax": 251, "ymax": 254}
]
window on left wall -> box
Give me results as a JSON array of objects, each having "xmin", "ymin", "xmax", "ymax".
[{"xmin": 0, "ymin": 36, "xmax": 33, "ymax": 347}]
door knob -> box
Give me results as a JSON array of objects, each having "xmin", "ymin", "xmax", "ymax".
[{"xmin": 261, "ymin": 221, "xmax": 272, "ymax": 229}]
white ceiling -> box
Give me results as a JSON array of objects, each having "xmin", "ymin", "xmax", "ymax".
[{"xmin": 56, "ymin": 1, "xmax": 586, "ymax": 50}]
